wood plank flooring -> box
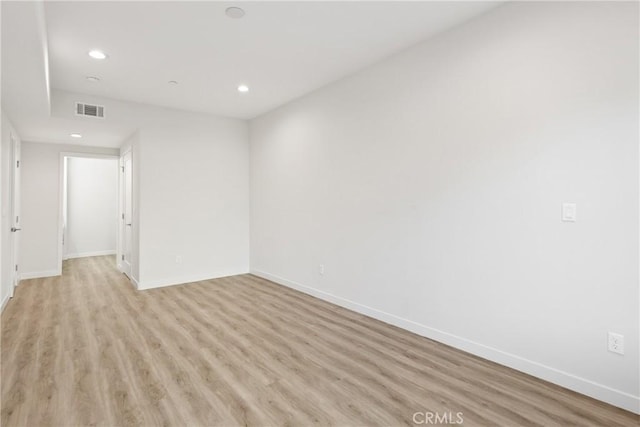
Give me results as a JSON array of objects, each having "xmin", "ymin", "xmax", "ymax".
[{"xmin": 1, "ymin": 256, "xmax": 637, "ymax": 426}]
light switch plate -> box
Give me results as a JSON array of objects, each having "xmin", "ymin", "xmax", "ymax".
[{"xmin": 562, "ymin": 203, "xmax": 577, "ymax": 222}]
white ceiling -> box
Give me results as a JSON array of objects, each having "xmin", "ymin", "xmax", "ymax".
[
  {"xmin": 2, "ymin": 1, "xmax": 134, "ymax": 147},
  {"xmin": 1, "ymin": 2, "xmax": 50, "ymax": 129},
  {"xmin": 45, "ymin": 1, "xmax": 500, "ymax": 120},
  {"xmin": 3, "ymin": 1, "xmax": 500, "ymax": 147}
]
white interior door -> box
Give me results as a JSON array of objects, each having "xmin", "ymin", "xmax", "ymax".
[
  {"xmin": 121, "ymin": 151, "xmax": 133, "ymax": 277},
  {"xmin": 9, "ymin": 133, "xmax": 21, "ymax": 295},
  {"xmin": 62, "ymin": 157, "xmax": 68, "ymax": 261}
]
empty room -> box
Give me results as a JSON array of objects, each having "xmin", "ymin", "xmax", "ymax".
[{"xmin": 1, "ymin": 1, "xmax": 638, "ymax": 426}]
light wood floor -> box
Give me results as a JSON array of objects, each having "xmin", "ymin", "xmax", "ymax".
[{"xmin": 1, "ymin": 256, "xmax": 637, "ymax": 426}]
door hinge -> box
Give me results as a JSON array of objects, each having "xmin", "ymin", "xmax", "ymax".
[
  {"xmin": 122, "ymin": 213, "xmax": 125, "ymax": 220},
  {"xmin": 16, "ymin": 160, "xmax": 19, "ymax": 168},
  {"xmin": 121, "ymin": 255, "xmax": 124, "ymax": 261},
  {"xmin": 16, "ymin": 216, "xmax": 19, "ymax": 223},
  {"xmin": 121, "ymin": 166, "xmax": 125, "ymax": 172},
  {"xmin": 15, "ymin": 265, "xmax": 18, "ymax": 271}
]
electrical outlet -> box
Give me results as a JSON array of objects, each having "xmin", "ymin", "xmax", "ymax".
[
  {"xmin": 176, "ymin": 255, "xmax": 182, "ymax": 264},
  {"xmin": 608, "ymin": 332, "xmax": 624, "ymax": 355},
  {"xmin": 319, "ymin": 264, "xmax": 324, "ymax": 275}
]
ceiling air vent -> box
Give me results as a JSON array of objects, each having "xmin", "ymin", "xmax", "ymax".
[{"xmin": 75, "ymin": 102, "xmax": 105, "ymax": 118}]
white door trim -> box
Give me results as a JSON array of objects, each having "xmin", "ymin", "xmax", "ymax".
[
  {"xmin": 120, "ymin": 149, "xmax": 133, "ymax": 278},
  {"xmin": 9, "ymin": 132, "xmax": 21, "ymax": 297}
]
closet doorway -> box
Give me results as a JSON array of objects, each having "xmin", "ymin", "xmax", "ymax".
[{"xmin": 59, "ymin": 154, "xmax": 119, "ymax": 270}]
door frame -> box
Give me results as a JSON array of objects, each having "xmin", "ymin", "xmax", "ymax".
[
  {"xmin": 119, "ymin": 149, "xmax": 133, "ymax": 278},
  {"xmin": 9, "ymin": 132, "xmax": 21, "ymax": 297},
  {"xmin": 57, "ymin": 152, "xmax": 120, "ymax": 274}
]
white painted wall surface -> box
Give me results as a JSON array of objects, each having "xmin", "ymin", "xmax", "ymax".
[
  {"xmin": 65, "ymin": 157, "xmax": 118, "ymax": 259},
  {"xmin": 250, "ymin": 1, "xmax": 639, "ymax": 413},
  {"xmin": 138, "ymin": 115, "xmax": 249, "ymax": 288},
  {"xmin": 19, "ymin": 142, "xmax": 119, "ymax": 277}
]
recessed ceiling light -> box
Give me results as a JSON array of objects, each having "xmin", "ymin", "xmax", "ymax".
[
  {"xmin": 225, "ymin": 7, "xmax": 245, "ymax": 19},
  {"xmin": 168, "ymin": 80, "xmax": 178, "ymax": 85},
  {"xmin": 88, "ymin": 50, "xmax": 108, "ymax": 60},
  {"xmin": 86, "ymin": 76, "xmax": 100, "ymax": 82},
  {"xmin": 237, "ymin": 84, "xmax": 249, "ymax": 93},
  {"xmin": 70, "ymin": 133, "xmax": 83, "ymax": 138}
]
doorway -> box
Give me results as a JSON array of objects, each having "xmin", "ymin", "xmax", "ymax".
[{"xmin": 58, "ymin": 154, "xmax": 119, "ymax": 271}]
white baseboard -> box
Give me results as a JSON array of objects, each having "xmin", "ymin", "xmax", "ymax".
[
  {"xmin": 136, "ymin": 270, "xmax": 249, "ymax": 291},
  {"xmin": 251, "ymin": 269, "xmax": 640, "ymax": 415},
  {"xmin": 1, "ymin": 294, "xmax": 10, "ymax": 313},
  {"xmin": 20, "ymin": 270, "xmax": 60, "ymax": 280},
  {"xmin": 64, "ymin": 250, "xmax": 116, "ymax": 260}
]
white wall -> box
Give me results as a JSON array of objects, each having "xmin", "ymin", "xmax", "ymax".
[
  {"xmin": 250, "ymin": 1, "xmax": 639, "ymax": 413},
  {"xmin": 64, "ymin": 157, "xmax": 118, "ymax": 258},
  {"xmin": 51, "ymin": 91, "xmax": 250, "ymax": 289},
  {"xmin": 138, "ymin": 117, "xmax": 249, "ymax": 288},
  {"xmin": 20, "ymin": 142, "xmax": 119, "ymax": 277}
]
